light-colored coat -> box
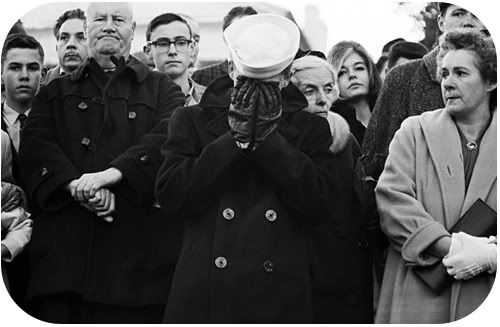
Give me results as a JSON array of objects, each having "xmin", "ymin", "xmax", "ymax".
[{"xmin": 375, "ymin": 108, "xmax": 497, "ymax": 323}]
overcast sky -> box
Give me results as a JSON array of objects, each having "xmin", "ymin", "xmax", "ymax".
[
  {"xmin": 0, "ymin": 1, "xmax": 499, "ymax": 325},
  {"xmin": 1, "ymin": 0, "xmax": 497, "ymax": 60}
]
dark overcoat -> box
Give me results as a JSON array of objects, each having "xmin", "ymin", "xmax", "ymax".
[
  {"xmin": 18, "ymin": 56, "xmax": 185, "ymax": 306},
  {"xmin": 155, "ymin": 76, "xmax": 369, "ymax": 323},
  {"xmin": 360, "ymin": 47, "xmax": 444, "ymax": 179}
]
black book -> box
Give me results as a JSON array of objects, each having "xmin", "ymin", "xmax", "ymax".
[{"xmin": 413, "ymin": 198, "xmax": 497, "ymax": 294}]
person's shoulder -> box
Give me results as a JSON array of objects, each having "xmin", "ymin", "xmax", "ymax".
[{"xmin": 385, "ymin": 57, "xmax": 424, "ymax": 83}]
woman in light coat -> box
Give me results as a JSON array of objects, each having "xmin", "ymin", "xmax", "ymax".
[{"xmin": 375, "ymin": 28, "xmax": 497, "ymax": 323}]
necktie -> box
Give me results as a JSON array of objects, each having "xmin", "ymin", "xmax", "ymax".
[{"xmin": 18, "ymin": 113, "xmax": 27, "ymax": 130}]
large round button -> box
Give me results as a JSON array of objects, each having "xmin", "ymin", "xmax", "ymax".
[
  {"xmin": 139, "ymin": 154, "xmax": 150, "ymax": 164},
  {"xmin": 265, "ymin": 209, "xmax": 277, "ymax": 222},
  {"xmin": 215, "ymin": 256, "xmax": 227, "ymax": 269},
  {"xmin": 222, "ymin": 208, "xmax": 235, "ymax": 220},
  {"xmin": 263, "ymin": 260, "xmax": 275, "ymax": 273}
]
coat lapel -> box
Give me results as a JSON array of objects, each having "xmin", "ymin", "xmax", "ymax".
[
  {"xmin": 420, "ymin": 109, "xmax": 465, "ymax": 228},
  {"xmin": 460, "ymin": 110, "xmax": 497, "ymax": 215}
]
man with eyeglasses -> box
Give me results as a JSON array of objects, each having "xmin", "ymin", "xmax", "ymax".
[
  {"xmin": 44, "ymin": 8, "xmax": 88, "ymax": 85},
  {"xmin": 145, "ymin": 13, "xmax": 206, "ymax": 106},
  {"xmin": 18, "ymin": 2, "xmax": 185, "ymax": 323}
]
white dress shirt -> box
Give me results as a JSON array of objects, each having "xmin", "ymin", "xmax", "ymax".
[{"xmin": 2, "ymin": 103, "xmax": 30, "ymax": 152}]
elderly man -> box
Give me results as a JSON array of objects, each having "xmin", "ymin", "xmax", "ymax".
[
  {"xmin": 19, "ymin": 2, "xmax": 185, "ymax": 323},
  {"xmin": 44, "ymin": 8, "xmax": 89, "ymax": 84},
  {"xmin": 146, "ymin": 13, "xmax": 206, "ymax": 105},
  {"xmin": 156, "ymin": 14, "xmax": 348, "ymax": 323}
]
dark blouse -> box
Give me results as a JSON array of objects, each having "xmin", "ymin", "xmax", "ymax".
[
  {"xmin": 455, "ymin": 117, "xmax": 492, "ymax": 192},
  {"xmin": 331, "ymin": 102, "xmax": 366, "ymax": 146}
]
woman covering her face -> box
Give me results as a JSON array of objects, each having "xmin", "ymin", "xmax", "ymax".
[
  {"xmin": 291, "ymin": 54, "xmax": 352, "ymax": 154},
  {"xmin": 327, "ymin": 41, "xmax": 382, "ymax": 145},
  {"xmin": 375, "ymin": 28, "xmax": 497, "ymax": 323}
]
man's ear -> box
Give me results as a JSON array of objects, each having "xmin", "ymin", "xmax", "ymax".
[
  {"xmin": 131, "ymin": 21, "xmax": 136, "ymax": 39},
  {"xmin": 486, "ymin": 82, "xmax": 497, "ymax": 93},
  {"xmin": 437, "ymin": 14, "xmax": 445, "ymax": 33},
  {"xmin": 41, "ymin": 65, "xmax": 47, "ymax": 81},
  {"xmin": 228, "ymin": 60, "xmax": 237, "ymax": 81}
]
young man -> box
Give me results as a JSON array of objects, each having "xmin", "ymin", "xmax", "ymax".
[
  {"xmin": 191, "ymin": 6, "xmax": 257, "ymax": 86},
  {"xmin": 44, "ymin": 8, "xmax": 88, "ymax": 84},
  {"xmin": 18, "ymin": 3, "xmax": 185, "ymax": 323},
  {"xmin": 156, "ymin": 14, "xmax": 352, "ymax": 323},
  {"xmin": 1, "ymin": 32, "xmax": 43, "ymax": 309},
  {"xmin": 1, "ymin": 33, "xmax": 44, "ymax": 153},
  {"xmin": 146, "ymin": 13, "xmax": 205, "ymax": 105}
]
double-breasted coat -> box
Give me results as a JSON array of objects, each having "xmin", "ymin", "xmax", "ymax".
[
  {"xmin": 155, "ymin": 76, "xmax": 369, "ymax": 323},
  {"xmin": 375, "ymin": 109, "xmax": 497, "ymax": 323},
  {"xmin": 18, "ymin": 56, "xmax": 185, "ymax": 306}
]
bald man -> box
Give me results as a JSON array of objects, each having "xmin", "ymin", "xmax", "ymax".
[{"xmin": 19, "ymin": 2, "xmax": 185, "ymax": 323}]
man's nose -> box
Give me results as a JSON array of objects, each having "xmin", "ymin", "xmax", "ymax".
[
  {"xmin": 167, "ymin": 43, "xmax": 178, "ymax": 55},
  {"xmin": 19, "ymin": 67, "xmax": 29, "ymax": 80},
  {"xmin": 103, "ymin": 16, "xmax": 116, "ymax": 32},
  {"xmin": 462, "ymin": 12, "xmax": 476, "ymax": 28},
  {"xmin": 66, "ymin": 36, "xmax": 78, "ymax": 48}
]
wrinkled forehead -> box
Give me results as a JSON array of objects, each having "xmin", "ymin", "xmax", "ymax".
[
  {"xmin": 293, "ymin": 66, "xmax": 335, "ymax": 85},
  {"xmin": 87, "ymin": 2, "xmax": 133, "ymax": 20}
]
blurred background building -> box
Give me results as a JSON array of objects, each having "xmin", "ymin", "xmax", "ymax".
[{"xmin": 20, "ymin": 2, "xmax": 324, "ymax": 68}]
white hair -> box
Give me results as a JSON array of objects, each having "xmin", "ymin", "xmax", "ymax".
[{"xmin": 291, "ymin": 55, "xmax": 337, "ymax": 81}]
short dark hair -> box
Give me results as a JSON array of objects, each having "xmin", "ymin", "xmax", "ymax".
[
  {"xmin": 1, "ymin": 33, "xmax": 44, "ymax": 66},
  {"xmin": 381, "ymin": 38, "xmax": 405, "ymax": 55},
  {"xmin": 222, "ymin": 6, "xmax": 257, "ymax": 31},
  {"xmin": 387, "ymin": 42, "xmax": 429, "ymax": 69},
  {"xmin": 438, "ymin": 2, "xmax": 452, "ymax": 16},
  {"xmin": 8, "ymin": 20, "xmax": 25, "ymax": 36},
  {"xmin": 437, "ymin": 28, "xmax": 496, "ymax": 108},
  {"xmin": 146, "ymin": 13, "xmax": 192, "ymax": 41},
  {"xmin": 53, "ymin": 8, "xmax": 86, "ymax": 39}
]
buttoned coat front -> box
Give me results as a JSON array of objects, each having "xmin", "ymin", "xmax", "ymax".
[
  {"xmin": 18, "ymin": 56, "xmax": 185, "ymax": 306},
  {"xmin": 155, "ymin": 77, "xmax": 349, "ymax": 323},
  {"xmin": 375, "ymin": 109, "xmax": 497, "ymax": 323}
]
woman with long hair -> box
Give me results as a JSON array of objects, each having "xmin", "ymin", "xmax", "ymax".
[{"xmin": 327, "ymin": 41, "xmax": 382, "ymax": 145}]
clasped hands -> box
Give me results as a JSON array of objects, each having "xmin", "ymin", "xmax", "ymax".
[
  {"xmin": 228, "ymin": 76, "xmax": 282, "ymax": 151},
  {"xmin": 66, "ymin": 167, "xmax": 123, "ymax": 223},
  {"xmin": 442, "ymin": 232, "xmax": 497, "ymax": 280}
]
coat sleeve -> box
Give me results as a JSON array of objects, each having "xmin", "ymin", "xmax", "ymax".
[
  {"xmin": 375, "ymin": 117, "xmax": 449, "ymax": 266},
  {"xmin": 360, "ymin": 65, "xmax": 412, "ymax": 180},
  {"xmin": 110, "ymin": 76, "xmax": 185, "ymax": 205},
  {"xmin": 155, "ymin": 108, "xmax": 247, "ymax": 219},
  {"xmin": 18, "ymin": 86, "xmax": 81, "ymax": 211},
  {"xmin": 245, "ymin": 116, "xmax": 340, "ymax": 224}
]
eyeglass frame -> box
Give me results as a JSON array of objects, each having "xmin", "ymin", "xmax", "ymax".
[{"xmin": 146, "ymin": 38, "xmax": 193, "ymax": 53}]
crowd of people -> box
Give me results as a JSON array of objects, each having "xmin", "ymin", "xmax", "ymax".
[{"xmin": 1, "ymin": 2, "xmax": 497, "ymax": 324}]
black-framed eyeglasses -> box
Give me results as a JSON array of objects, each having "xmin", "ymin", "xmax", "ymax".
[{"xmin": 146, "ymin": 38, "xmax": 192, "ymax": 52}]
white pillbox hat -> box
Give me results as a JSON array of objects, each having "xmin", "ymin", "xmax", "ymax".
[{"xmin": 223, "ymin": 14, "xmax": 300, "ymax": 79}]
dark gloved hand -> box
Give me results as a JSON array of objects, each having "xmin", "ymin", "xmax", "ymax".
[
  {"xmin": 228, "ymin": 76, "xmax": 282, "ymax": 150},
  {"xmin": 254, "ymin": 81, "xmax": 282, "ymax": 144},
  {"xmin": 228, "ymin": 76, "xmax": 260, "ymax": 147}
]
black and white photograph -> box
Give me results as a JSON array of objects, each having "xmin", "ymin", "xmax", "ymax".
[{"xmin": 0, "ymin": 0, "xmax": 498, "ymax": 325}]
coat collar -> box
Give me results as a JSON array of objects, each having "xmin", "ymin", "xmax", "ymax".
[
  {"xmin": 420, "ymin": 109, "xmax": 497, "ymax": 226},
  {"xmin": 71, "ymin": 55, "xmax": 151, "ymax": 83},
  {"xmin": 201, "ymin": 75, "xmax": 308, "ymax": 140},
  {"xmin": 423, "ymin": 47, "xmax": 440, "ymax": 83}
]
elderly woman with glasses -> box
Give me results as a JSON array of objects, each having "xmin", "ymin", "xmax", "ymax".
[{"xmin": 375, "ymin": 28, "xmax": 497, "ymax": 323}]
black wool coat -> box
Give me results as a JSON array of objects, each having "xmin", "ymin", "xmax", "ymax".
[
  {"xmin": 18, "ymin": 56, "xmax": 185, "ymax": 306},
  {"xmin": 155, "ymin": 76, "xmax": 367, "ymax": 323}
]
